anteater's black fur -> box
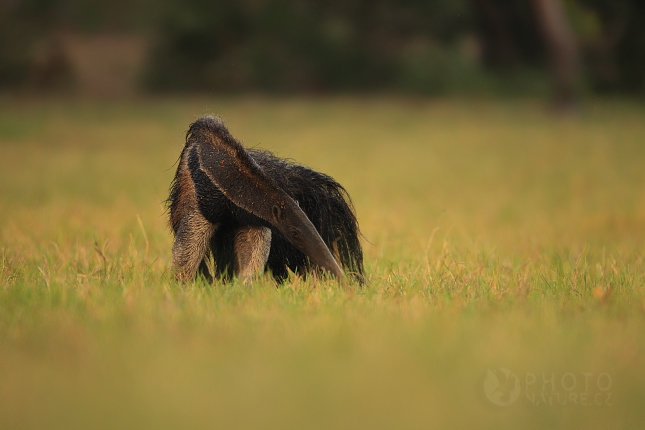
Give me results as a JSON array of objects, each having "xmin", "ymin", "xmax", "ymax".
[{"xmin": 167, "ymin": 116, "xmax": 364, "ymax": 283}]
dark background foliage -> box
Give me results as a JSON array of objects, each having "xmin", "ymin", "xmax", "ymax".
[{"xmin": 1, "ymin": 0, "xmax": 643, "ymax": 96}]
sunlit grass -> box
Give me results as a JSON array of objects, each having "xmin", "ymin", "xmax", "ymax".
[{"xmin": 0, "ymin": 96, "xmax": 644, "ymax": 429}]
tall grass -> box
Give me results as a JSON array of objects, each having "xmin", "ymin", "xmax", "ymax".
[{"xmin": 0, "ymin": 96, "xmax": 644, "ymax": 429}]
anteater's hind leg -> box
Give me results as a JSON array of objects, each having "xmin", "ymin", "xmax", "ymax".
[
  {"xmin": 172, "ymin": 211, "xmax": 217, "ymax": 282},
  {"xmin": 233, "ymin": 226, "xmax": 272, "ymax": 284}
]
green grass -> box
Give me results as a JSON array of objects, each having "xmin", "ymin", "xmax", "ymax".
[{"xmin": 1, "ymin": 96, "xmax": 644, "ymax": 429}]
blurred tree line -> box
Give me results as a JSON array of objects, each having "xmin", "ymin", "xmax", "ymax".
[{"xmin": 1, "ymin": 0, "xmax": 644, "ymax": 96}]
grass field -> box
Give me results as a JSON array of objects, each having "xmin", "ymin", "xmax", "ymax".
[{"xmin": 1, "ymin": 96, "xmax": 644, "ymax": 429}]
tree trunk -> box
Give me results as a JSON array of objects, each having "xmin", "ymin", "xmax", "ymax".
[{"xmin": 532, "ymin": 0, "xmax": 579, "ymax": 111}]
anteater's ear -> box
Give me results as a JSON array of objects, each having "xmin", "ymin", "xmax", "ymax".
[{"xmin": 272, "ymin": 205, "xmax": 283, "ymax": 224}]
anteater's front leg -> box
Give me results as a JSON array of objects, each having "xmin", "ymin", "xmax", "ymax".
[
  {"xmin": 172, "ymin": 210, "xmax": 217, "ymax": 282},
  {"xmin": 234, "ymin": 226, "xmax": 272, "ymax": 283}
]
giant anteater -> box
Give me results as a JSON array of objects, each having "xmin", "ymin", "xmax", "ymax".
[{"xmin": 167, "ymin": 116, "xmax": 363, "ymax": 284}]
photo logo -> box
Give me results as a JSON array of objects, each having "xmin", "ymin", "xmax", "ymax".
[
  {"xmin": 483, "ymin": 368, "xmax": 521, "ymax": 406},
  {"xmin": 482, "ymin": 369, "xmax": 613, "ymax": 407}
]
